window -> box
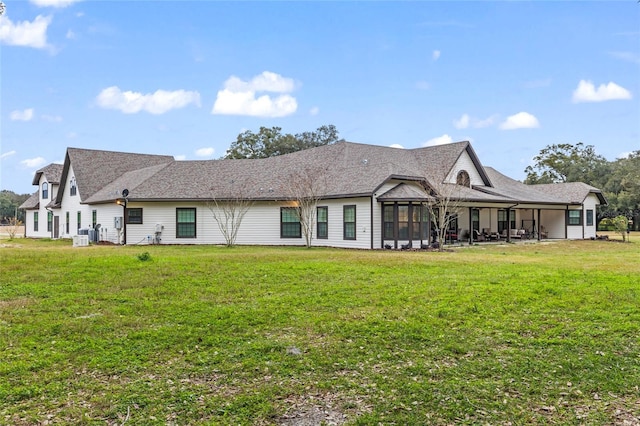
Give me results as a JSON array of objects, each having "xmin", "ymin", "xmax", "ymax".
[
  {"xmin": 383, "ymin": 205, "xmax": 394, "ymax": 239},
  {"xmin": 34, "ymin": 212, "xmax": 39, "ymax": 232},
  {"xmin": 317, "ymin": 207, "xmax": 328, "ymax": 239},
  {"xmin": 42, "ymin": 182, "xmax": 49, "ymax": 199},
  {"xmin": 126, "ymin": 208, "xmax": 143, "ymax": 224},
  {"xmin": 92, "ymin": 210, "xmax": 97, "ymax": 228},
  {"xmin": 586, "ymin": 209, "xmax": 594, "ymax": 226},
  {"xmin": 412, "ymin": 205, "xmax": 422, "ymax": 240},
  {"xmin": 65, "ymin": 212, "xmax": 69, "ymax": 234},
  {"xmin": 498, "ymin": 210, "xmax": 516, "ymax": 233},
  {"xmin": 471, "ymin": 209, "xmax": 480, "ymax": 233},
  {"xmin": 176, "ymin": 208, "xmax": 196, "ymax": 238},
  {"xmin": 421, "ymin": 205, "xmax": 430, "ymax": 240},
  {"xmin": 568, "ymin": 210, "xmax": 582, "ymax": 226},
  {"xmin": 398, "ymin": 205, "xmax": 409, "ymax": 240},
  {"xmin": 47, "ymin": 211, "xmax": 53, "ymax": 232},
  {"xmin": 343, "ymin": 205, "xmax": 356, "ymax": 240},
  {"xmin": 281, "ymin": 207, "xmax": 301, "ymax": 238},
  {"xmin": 70, "ymin": 177, "xmax": 77, "ymax": 196},
  {"xmin": 456, "ymin": 170, "xmax": 470, "ymax": 187},
  {"xmin": 77, "ymin": 211, "xmax": 81, "ymax": 231}
]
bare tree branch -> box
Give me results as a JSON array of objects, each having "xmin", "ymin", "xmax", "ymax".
[{"xmin": 205, "ymin": 180, "xmax": 255, "ymax": 247}]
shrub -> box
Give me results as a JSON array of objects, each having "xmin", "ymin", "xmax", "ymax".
[{"xmin": 137, "ymin": 251, "xmax": 152, "ymax": 261}]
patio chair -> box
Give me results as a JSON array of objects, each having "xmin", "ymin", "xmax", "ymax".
[{"xmin": 473, "ymin": 229, "xmax": 486, "ymax": 242}]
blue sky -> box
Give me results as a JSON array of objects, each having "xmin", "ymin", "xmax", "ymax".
[{"xmin": 1, "ymin": 0, "xmax": 638, "ymax": 194}]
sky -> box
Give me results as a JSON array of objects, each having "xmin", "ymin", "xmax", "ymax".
[{"xmin": 1, "ymin": 0, "xmax": 639, "ymax": 194}]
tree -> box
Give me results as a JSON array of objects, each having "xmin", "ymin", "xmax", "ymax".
[
  {"xmin": 0, "ymin": 190, "xmax": 30, "ymax": 223},
  {"xmin": 524, "ymin": 143, "xmax": 610, "ymax": 187},
  {"xmin": 224, "ymin": 125, "xmax": 343, "ymax": 159},
  {"xmin": 422, "ymin": 182, "xmax": 464, "ymax": 250},
  {"xmin": 611, "ymin": 215, "xmax": 630, "ymax": 242},
  {"xmin": 602, "ymin": 151, "xmax": 640, "ymax": 229},
  {"xmin": 205, "ymin": 180, "xmax": 255, "ymax": 247},
  {"xmin": 286, "ymin": 164, "xmax": 329, "ymax": 248}
]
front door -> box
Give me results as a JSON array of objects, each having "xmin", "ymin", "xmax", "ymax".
[{"xmin": 54, "ymin": 216, "xmax": 59, "ymax": 239}]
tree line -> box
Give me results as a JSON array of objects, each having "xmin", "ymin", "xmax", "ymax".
[{"xmin": 525, "ymin": 143, "xmax": 639, "ymax": 230}]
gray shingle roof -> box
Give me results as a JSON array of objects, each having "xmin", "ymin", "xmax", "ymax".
[
  {"xmin": 31, "ymin": 163, "xmax": 63, "ymax": 185},
  {"xmin": 52, "ymin": 141, "xmax": 605, "ymax": 206},
  {"xmin": 19, "ymin": 192, "xmax": 39, "ymax": 210},
  {"xmin": 532, "ymin": 182, "xmax": 607, "ymax": 204},
  {"xmin": 58, "ymin": 148, "xmax": 174, "ymax": 204}
]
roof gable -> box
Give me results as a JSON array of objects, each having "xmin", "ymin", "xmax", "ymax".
[
  {"xmin": 56, "ymin": 148, "xmax": 174, "ymax": 204},
  {"xmin": 31, "ymin": 163, "xmax": 63, "ymax": 186}
]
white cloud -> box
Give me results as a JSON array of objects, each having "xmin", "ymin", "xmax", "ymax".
[
  {"xmin": 453, "ymin": 114, "xmax": 470, "ymax": 129},
  {"xmin": 212, "ymin": 71, "xmax": 298, "ymax": 117},
  {"xmin": 10, "ymin": 108, "xmax": 34, "ymax": 121},
  {"xmin": 30, "ymin": 0, "xmax": 82, "ymax": 8},
  {"xmin": 499, "ymin": 112, "xmax": 540, "ymax": 130},
  {"xmin": 195, "ymin": 147, "xmax": 214, "ymax": 158},
  {"xmin": 617, "ymin": 151, "xmax": 632, "ymax": 159},
  {"xmin": 42, "ymin": 114, "xmax": 62, "ymax": 122},
  {"xmin": 174, "ymin": 155, "xmax": 186, "ymax": 161},
  {"xmin": 66, "ymin": 29, "xmax": 75, "ymax": 39},
  {"xmin": 453, "ymin": 113, "xmax": 497, "ymax": 129},
  {"xmin": 572, "ymin": 80, "xmax": 632, "ymax": 103},
  {"xmin": 422, "ymin": 134, "xmax": 453, "ymax": 147},
  {"xmin": 608, "ymin": 51, "xmax": 640, "ymax": 64},
  {"xmin": 432, "ymin": 50, "xmax": 441, "ymax": 61},
  {"xmin": 96, "ymin": 86, "xmax": 201, "ymax": 114},
  {"xmin": 21, "ymin": 157, "xmax": 47, "ymax": 168},
  {"xmin": 389, "ymin": 144, "xmax": 404, "ymax": 149},
  {"xmin": 0, "ymin": 15, "xmax": 51, "ymax": 49},
  {"xmin": 309, "ymin": 106, "xmax": 319, "ymax": 116},
  {"xmin": 1, "ymin": 150, "xmax": 17, "ymax": 160}
]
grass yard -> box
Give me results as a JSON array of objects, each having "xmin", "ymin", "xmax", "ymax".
[{"xmin": 1, "ymin": 238, "xmax": 639, "ymax": 425}]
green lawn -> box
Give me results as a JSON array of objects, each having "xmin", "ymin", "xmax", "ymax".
[{"xmin": 1, "ymin": 238, "xmax": 639, "ymax": 425}]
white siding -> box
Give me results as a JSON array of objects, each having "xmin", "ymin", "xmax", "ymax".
[
  {"xmin": 25, "ymin": 176, "xmax": 59, "ymax": 238},
  {"xmin": 56, "ymin": 166, "xmax": 92, "ymax": 239},
  {"xmin": 123, "ymin": 198, "xmax": 374, "ymax": 249},
  {"xmin": 446, "ymin": 150, "xmax": 484, "ymax": 186},
  {"xmin": 583, "ymin": 194, "xmax": 599, "ymax": 239}
]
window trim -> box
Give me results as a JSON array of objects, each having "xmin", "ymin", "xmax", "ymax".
[
  {"xmin": 456, "ymin": 170, "xmax": 471, "ymax": 187},
  {"xmin": 176, "ymin": 208, "xmax": 197, "ymax": 238},
  {"xmin": 34, "ymin": 211, "xmax": 39, "ymax": 232},
  {"xmin": 65, "ymin": 211, "xmax": 70, "ymax": 234},
  {"xmin": 568, "ymin": 210, "xmax": 582, "ymax": 226},
  {"xmin": 316, "ymin": 206, "xmax": 328, "ymax": 239},
  {"xmin": 343, "ymin": 205, "xmax": 356, "ymax": 240},
  {"xmin": 47, "ymin": 211, "xmax": 53, "ymax": 232},
  {"xmin": 92, "ymin": 210, "xmax": 97, "ymax": 228},
  {"xmin": 586, "ymin": 209, "xmax": 594, "ymax": 227},
  {"xmin": 77, "ymin": 211, "xmax": 81, "ymax": 231},
  {"xmin": 280, "ymin": 207, "xmax": 302, "ymax": 239},
  {"xmin": 42, "ymin": 182, "xmax": 49, "ymax": 199},
  {"xmin": 70, "ymin": 177, "xmax": 77, "ymax": 197},
  {"xmin": 126, "ymin": 208, "xmax": 143, "ymax": 225}
]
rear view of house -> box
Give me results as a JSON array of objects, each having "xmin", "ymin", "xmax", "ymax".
[{"xmin": 20, "ymin": 141, "xmax": 606, "ymax": 248}]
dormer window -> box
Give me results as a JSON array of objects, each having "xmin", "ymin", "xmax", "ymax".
[
  {"xmin": 70, "ymin": 177, "xmax": 77, "ymax": 196},
  {"xmin": 456, "ymin": 170, "xmax": 470, "ymax": 187},
  {"xmin": 42, "ymin": 182, "xmax": 49, "ymax": 199}
]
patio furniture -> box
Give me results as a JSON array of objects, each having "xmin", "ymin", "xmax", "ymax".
[{"xmin": 473, "ymin": 229, "xmax": 486, "ymax": 242}]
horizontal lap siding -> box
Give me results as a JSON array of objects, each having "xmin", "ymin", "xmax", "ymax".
[{"xmin": 123, "ymin": 198, "xmax": 373, "ymax": 248}]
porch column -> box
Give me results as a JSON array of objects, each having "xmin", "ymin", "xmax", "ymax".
[
  {"xmin": 468, "ymin": 207, "xmax": 473, "ymax": 244},
  {"xmin": 507, "ymin": 208, "xmax": 512, "ymax": 243},
  {"xmin": 537, "ymin": 209, "xmax": 541, "ymax": 241}
]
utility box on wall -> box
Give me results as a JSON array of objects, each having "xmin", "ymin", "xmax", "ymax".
[{"xmin": 114, "ymin": 217, "xmax": 123, "ymax": 229}]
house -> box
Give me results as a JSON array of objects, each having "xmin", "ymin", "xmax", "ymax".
[{"xmin": 19, "ymin": 141, "xmax": 606, "ymax": 248}]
